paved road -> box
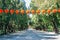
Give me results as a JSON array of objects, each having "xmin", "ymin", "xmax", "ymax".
[{"xmin": 0, "ymin": 30, "xmax": 60, "ymax": 40}]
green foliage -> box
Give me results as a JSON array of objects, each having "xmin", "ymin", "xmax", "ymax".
[
  {"xmin": 0, "ymin": 0, "xmax": 28, "ymax": 35},
  {"xmin": 30, "ymin": 0, "xmax": 60, "ymax": 33}
]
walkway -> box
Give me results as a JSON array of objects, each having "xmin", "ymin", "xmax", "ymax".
[{"xmin": 0, "ymin": 29, "xmax": 60, "ymax": 40}]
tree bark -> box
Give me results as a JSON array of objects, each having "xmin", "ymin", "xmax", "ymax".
[{"xmin": 52, "ymin": 20, "xmax": 59, "ymax": 33}]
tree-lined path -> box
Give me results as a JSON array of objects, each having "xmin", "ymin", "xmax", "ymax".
[
  {"xmin": 0, "ymin": 30, "xmax": 60, "ymax": 40},
  {"xmin": 0, "ymin": 0, "xmax": 60, "ymax": 40}
]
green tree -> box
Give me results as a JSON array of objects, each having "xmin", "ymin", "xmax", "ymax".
[
  {"xmin": 0, "ymin": 0, "xmax": 28, "ymax": 35},
  {"xmin": 30, "ymin": 0, "xmax": 60, "ymax": 33}
]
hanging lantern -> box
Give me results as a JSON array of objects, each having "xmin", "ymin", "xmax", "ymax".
[
  {"xmin": 58, "ymin": 9, "xmax": 60, "ymax": 13},
  {"xmin": 52, "ymin": 9, "xmax": 57, "ymax": 13},
  {"xmin": 0, "ymin": 9, "xmax": 3, "ymax": 14},
  {"xmin": 4, "ymin": 9, "xmax": 9, "ymax": 14},
  {"xmin": 36, "ymin": 10, "xmax": 40, "ymax": 15},
  {"xmin": 26, "ymin": 10, "xmax": 30, "ymax": 14},
  {"xmin": 31, "ymin": 10, "xmax": 35, "ymax": 14},
  {"xmin": 20, "ymin": 10, "xmax": 24, "ymax": 15},
  {"xmin": 10, "ymin": 9, "xmax": 14, "ymax": 15},
  {"xmin": 15, "ymin": 10, "xmax": 19, "ymax": 14},
  {"xmin": 41, "ymin": 10, "xmax": 46, "ymax": 14},
  {"xmin": 47, "ymin": 9, "xmax": 51, "ymax": 14}
]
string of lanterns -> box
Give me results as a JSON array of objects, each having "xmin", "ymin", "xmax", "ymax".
[{"xmin": 0, "ymin": 9, "xmax": 60, "ymax": 15}]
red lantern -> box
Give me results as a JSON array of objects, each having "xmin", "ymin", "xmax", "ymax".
[
  {"xmin": 10, "ymin": 9, "xmax": 14, "ymax": 14},
  {"xmin": 26, "ymin": 10, "xmax": 30, "ymax": 14},
  {"xmin": 31, "ymin": 10, "xmax": 35, "ymax": 14},
  {"xmin": 15, "ymin": 10, "xmax": 19, "ymax": 14},
  {"xmin": 36, "ymin": 10, "xmax": 40, "ymax": 15},
  {"xmin": 4, "ymin": 9, "xmax": 9, "ymax": 14},
  {"xmin": 20, "ymin": 10, "xmax": 24, "ymax": 15},
  {"xmin": 41, "ymin": 10, "xmax": 46, "ymax": 14},
  {"xmin": 0, "ymin": 9, "xmax": 3, "ymax": 14},
  {"xmin": 52, "ymin": 9, "xmax": 57, "ymax": 13},
  {"xmin": 47, "ymin": 9, "xmax": 51, "ymax": 14}
]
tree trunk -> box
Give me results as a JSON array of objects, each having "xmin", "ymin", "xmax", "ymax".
[
  {"xmin": 52, "ymin": 14, "xmax": 59, "ymax": 33},
  {"xmin": 41, "ymin": 23, "xmax": 46, "ymax": 31},
  {"xmin": 52, "ymin": 20, "xmax": 59, "ymax": 33}
]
